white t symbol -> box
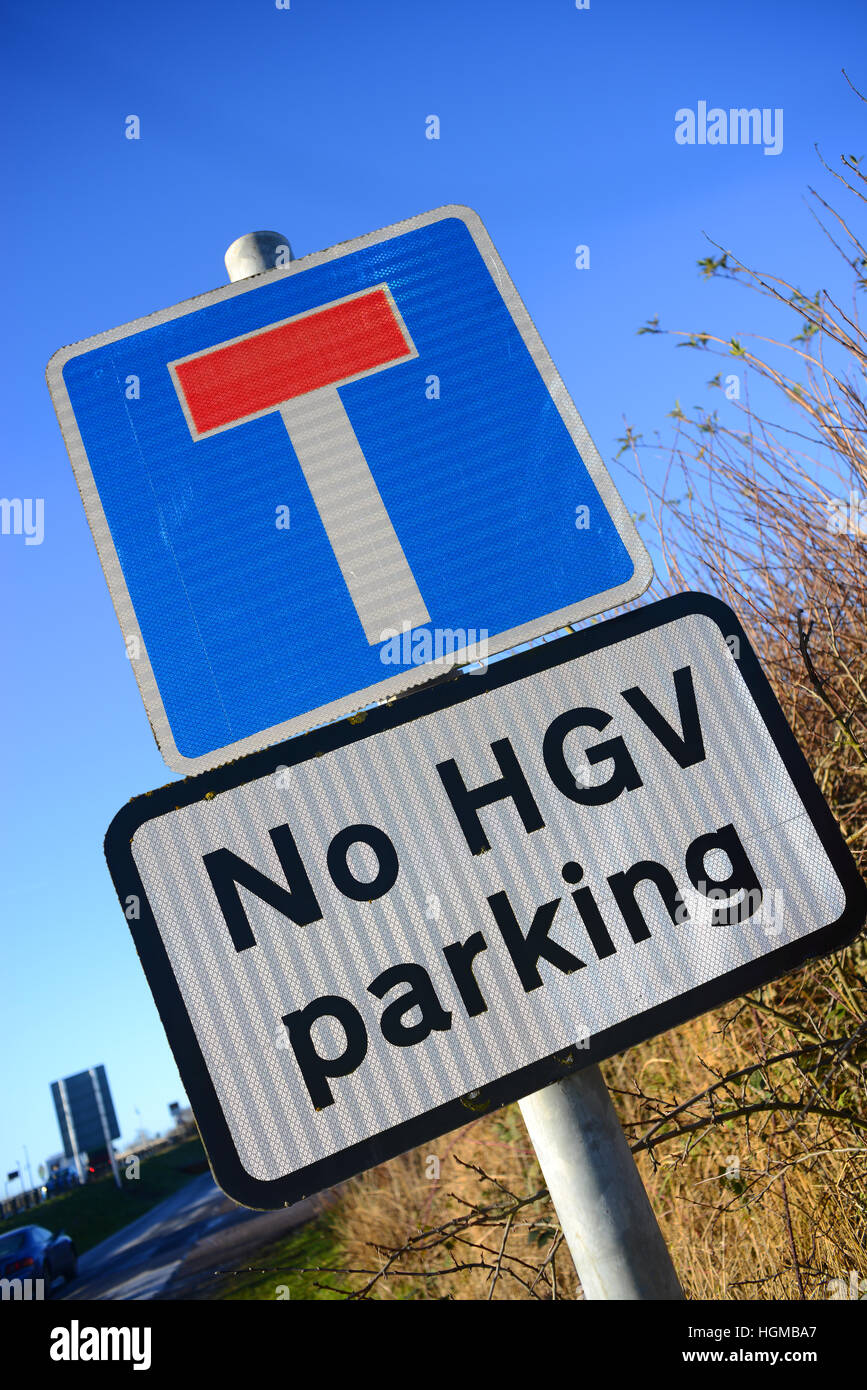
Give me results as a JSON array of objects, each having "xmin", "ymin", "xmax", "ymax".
[{"xmin": 169, "ymin": 283, "xmax": 429, "ymax": 643}]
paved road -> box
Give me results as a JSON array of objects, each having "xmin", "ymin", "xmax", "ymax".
[{"xmin": 58, "ymin": 1174, "xmax": 322, "ymax": 1301}]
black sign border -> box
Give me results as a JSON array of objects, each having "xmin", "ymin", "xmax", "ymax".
[{"xmin": 105, "ymin": 592, "xmax": 867, "ymax": 1210}]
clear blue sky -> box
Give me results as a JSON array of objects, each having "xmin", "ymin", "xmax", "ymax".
[{"xmin": 2, "ymin": 0, "xmax": 864, "ymax": 1182}]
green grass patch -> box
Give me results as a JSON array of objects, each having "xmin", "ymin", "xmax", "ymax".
[
  {"xmin": 212, "ymin": 1209, "xmax": 345, "ymax": 1301},
  {"xmin": 0, "ymin": 1136, "xmax": 208, "ymax": 1255}
]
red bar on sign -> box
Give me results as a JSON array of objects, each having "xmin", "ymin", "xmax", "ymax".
[{"xmin": 173, "ymin": 288, "xmax": 412, "ymax": 435}]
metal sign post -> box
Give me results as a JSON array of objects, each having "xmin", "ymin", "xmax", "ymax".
[
  {"xmin": 54, "ymin": 1076, "xmax": 85, "ymax": 1187},
  {"xmin": 518, "ymin": 1066, "xmax": 682, "ymax": 1298},
  {"xmin": 90, "ymin": 1067, "xmax": 122, "ymax": 1190}
]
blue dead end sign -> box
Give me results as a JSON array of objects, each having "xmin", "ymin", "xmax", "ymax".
[{"xmin": 47, "ymin": 206, "xmax": 652, "ymax": 774}]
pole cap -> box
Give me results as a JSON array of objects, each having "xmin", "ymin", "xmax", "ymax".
[{"xmin": 224, "ymin": 231, "xmax": 294, "ymax": 282}]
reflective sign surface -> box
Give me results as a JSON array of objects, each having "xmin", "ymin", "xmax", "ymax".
[{"xmin": 48, "ymin": 206, "xmax": 651, "ymax": 772}]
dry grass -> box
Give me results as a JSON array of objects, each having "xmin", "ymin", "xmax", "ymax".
[
  {"xmin": 305, "ymin": 82, "xmax": 867, "ymax": 1301},
  {"xmin": 606, "ymin": 977, "xmax": 867, "ymax": 1301},
  {"xmin": 327, "ymin": 944, "xmax": 865, "ymax": 1299},
  {"xmin": 328, "ymin": 1109, "xmax": 577, "ymax": 1300}
]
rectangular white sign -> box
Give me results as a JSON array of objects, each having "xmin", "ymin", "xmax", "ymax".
[{"xmin": 105, "ymin": 594, "xmax": 864, "ymax": 1208}]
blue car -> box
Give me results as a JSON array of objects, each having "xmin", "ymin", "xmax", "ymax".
[
  {"xmin": 0, "ymin": 1225, "xmax": 77, "ymax": 1294},
  {"xmin": 41, "ymin": 1167, "xmax": 79, "ymax": 1198}
]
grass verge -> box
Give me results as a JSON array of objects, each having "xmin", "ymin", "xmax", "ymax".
[
  {"xmin": 211, "ymin": 1208, "xmax": 344, "ymax": 1301},
  {"xmin": 0, "ymin": 1136, "xmax": 208, "ymax": 1255}
]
